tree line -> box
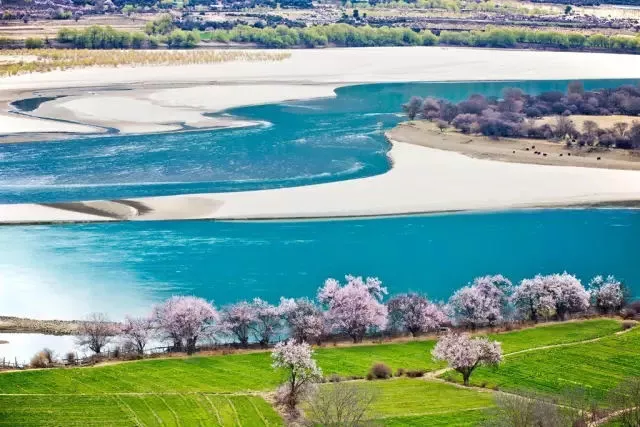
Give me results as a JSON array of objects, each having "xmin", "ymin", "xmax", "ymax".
[
  {"xmin": 23, "ymin": 23, "xmax": 640, "ymax": 53},
  {"xmin": 204, "ymin": 24, "xmax": 640, "ymax": 52},
  {"xmin": 403, "ymin": 82, "xmax": 640, "ymax": 149},
  {"xmin": 64, "ymin": 271, "xmax": 632, "ymax": 363},
  {"xmin": 56, "ymin": 24, "xmax": 200, "ymax": 49}
]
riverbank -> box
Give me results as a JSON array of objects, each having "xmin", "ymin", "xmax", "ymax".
[
  {"xmin": 0, "ymin": 316, "xmax": 80, "ymax": 335},
  {"xmin": 389, "ymin": 121, "xmax": 640, "ymax": 171}
]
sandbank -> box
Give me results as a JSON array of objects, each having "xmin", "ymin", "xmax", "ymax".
[
  {"xmin": 390, "ymin": 121, "xmax": 640, "ymax": 171},
  {"xmin": 1, "ymin": 137, "xmax": 639, "ymax": 224},
  {"xmin": 4, "ymin": 47, "xmax": 640, "ymax": 137}
]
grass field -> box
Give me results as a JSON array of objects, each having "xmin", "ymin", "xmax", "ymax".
[
  {"xmin": 443, "ymin": 326, "xmax": 640, "ymax": 400},
  {"xmin": 0, "ymin": 319, "xmax": 627, "ymax": 426},
  {"xmin": 310, "ymin": 379, "xmax": 494, "ymax": 426},
  {"xmin": 0, "ymin": 394, "xmax": 282, "ymax": 426}
]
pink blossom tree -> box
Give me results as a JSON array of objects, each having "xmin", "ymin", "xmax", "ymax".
[
  {"xmin": 589, "ymin": 275, "xmax": 625, "ymax": 314},
  {"xmin": 121, "ymin": 315, "xmax": 155, "ymax": 355},
  {"xmin": 272, "ymin": 341, "xmax": 322, "ymax": 411},
  {"xmin": 449, "ymin": 275, "xmax": 513, "ymax": 328},
  {"xmin": 281, "ymin": 297, "xmax": 326, "ymax": 344},
  {"xmin": 386, "ymin": 293, "xmax": 448, "ymax": 337},
  {"xmin": 250, "ymin": 298, "xmax": 284, "ymax": 347},
  {"xmin": 545, "ymin": 272, "xmax": 589, "ymax": 320},
  {"xmin": 511, "ymin": 275, "xmax": 556, "ymax": 322},
  {"xmin": 512, "ymin": 273, "xmax": 589, "ymax": 321},
  {"xmin": 432, "ymin": 333, "xmax": 502, "ymax": 386},
  {"xmin": 318, "ymin": 275, "xmax": 388, "ymax": 343},
  {"xmin": 219, "ymin": 301, "xmax": 255, "ymax": 347},
  {"xmin": 153, "ymin": 296, "xmax": 218, "ymax": 355}
]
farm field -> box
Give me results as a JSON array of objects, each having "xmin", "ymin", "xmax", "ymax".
[
  {"xmin": 445, "ymin": 325, "xmax": 640, "ymax": 400},
  {"xmin": 0, "ymin": 394, "xmax": 282, "ymax": 426},
  {"xmin": 0, "ymin": 319, "xmax": 629, "ymax": 426}
]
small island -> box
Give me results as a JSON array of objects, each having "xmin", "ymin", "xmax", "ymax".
[{"xmin": 394, "ymin": 82, "xmax": 640, "ymax": 170}]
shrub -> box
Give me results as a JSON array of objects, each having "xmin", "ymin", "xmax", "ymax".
[
  {"xmin": 367, "ymin": 362, "xmax": 392, "ymax": 380},
  {"xmin": 30, "ymin": 348, "xmax": 56, "ymax": 368},
  {"xmin": 406, "ymin": 369, "xmax": 426, "ymax": 378},
  {"xmin": 395, "ymin": 368, "xmax": 406, "ymax": 377},
  {"xmin": 24, "ymin": 37, "xmax": 44, "ymax": 49},
  {"xmin": 327, "ymin": 374, "xmax": 343, "ymax": 383}
]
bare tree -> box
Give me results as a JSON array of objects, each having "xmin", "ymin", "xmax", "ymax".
[
  {"xmin": 582, "ymin": 120, "xmax": 599, "ymax": 145},
  {"xmin": 613, "ymin": 122, "xmax": 630, "ymax": 138},
  {"xmin": 75, "ymin": 313, "xmax": 119, "ymax": 355},
  {"xmin": 609, "ymin": 377, "xmax": 640, "ymax": 427},
  {"xmin": 304, "ymin": 382, "xmax": 378, "ymax": 426},
  {"xmin": 484, "ymin": 392, "xmax": 574, "ymax": 427}
]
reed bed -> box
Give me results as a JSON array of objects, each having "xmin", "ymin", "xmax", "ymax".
[{"xmin": 0, "ymin": 49, "xmax": 291, "ymax": 76}]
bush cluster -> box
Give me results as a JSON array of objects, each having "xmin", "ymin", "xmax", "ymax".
[
  {"xmin": 367, "ymin": 362, "xmax": 393, "ymax": 380},
  {"xmin": 405, "ymin": 82, "xmax": 640, "ymax": 149}
]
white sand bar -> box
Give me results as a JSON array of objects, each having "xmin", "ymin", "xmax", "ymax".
[{"xmin": 1, "ymin": 140, "xmax": 639, "ymax": 224}]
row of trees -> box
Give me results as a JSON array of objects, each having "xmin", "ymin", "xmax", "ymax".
[
  {"xmin": 404, "ymin": 83, "xmax": 640, "ymax": 148},
  {"xmin": 204, "ymin": 24, "xmax": 640, "ymax": 52},
  {"xmin": 76, "ymin": 272, "xmax": 628, "ymax": 357},
  {"xmin": 55, "ymin": 25, "xmax": 200, "ymax": 49}
]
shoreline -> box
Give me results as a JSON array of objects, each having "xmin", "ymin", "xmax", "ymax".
[
  {"xmin": 0, "ymin": 316, "xmax": 80, "ymax": 335},
  {"xmin": 388, "ymin": 121, "xmax": 640, "ymax": 171}
]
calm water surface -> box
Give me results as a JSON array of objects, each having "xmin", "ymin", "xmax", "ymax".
[{"xmin": 1, "ymin": 209, "xmax": 637, "ymax": 320}]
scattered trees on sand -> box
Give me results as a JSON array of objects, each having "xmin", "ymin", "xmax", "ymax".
[
  {"xmin": 405, "ymin": 83, "xmax": 640, "ymax": 149},
  {"xmin": 432, "ymin": 333, "xmax": 502, "ymax": 386}
]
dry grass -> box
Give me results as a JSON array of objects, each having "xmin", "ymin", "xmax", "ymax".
[
  {"xmin": 0, "ymin": 49, "xmax": 290, "ymax": 76},
  {"xmin": 535, "ymin": 114, "xmax": 639, "ymax": 130}
]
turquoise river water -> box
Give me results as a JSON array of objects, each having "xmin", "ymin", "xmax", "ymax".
[{"xmin": 0, "ymin": 80, "xmax": 638, "ymax": 320}]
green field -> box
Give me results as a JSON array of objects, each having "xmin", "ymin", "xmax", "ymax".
[
  {"xmin": 0, "ymin": 318, "xmax": 628, "ymax": 426},
  {"xmin": 444, "ymin": 326, "xmax": 640, "ymax": 399},
  {"xmin": 364, "ymin": 379, "xmax": 494, "ymax": 418},
  {"xmin": 0, "ymin": 394, "xmax": 282, "ymax": 426}
]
